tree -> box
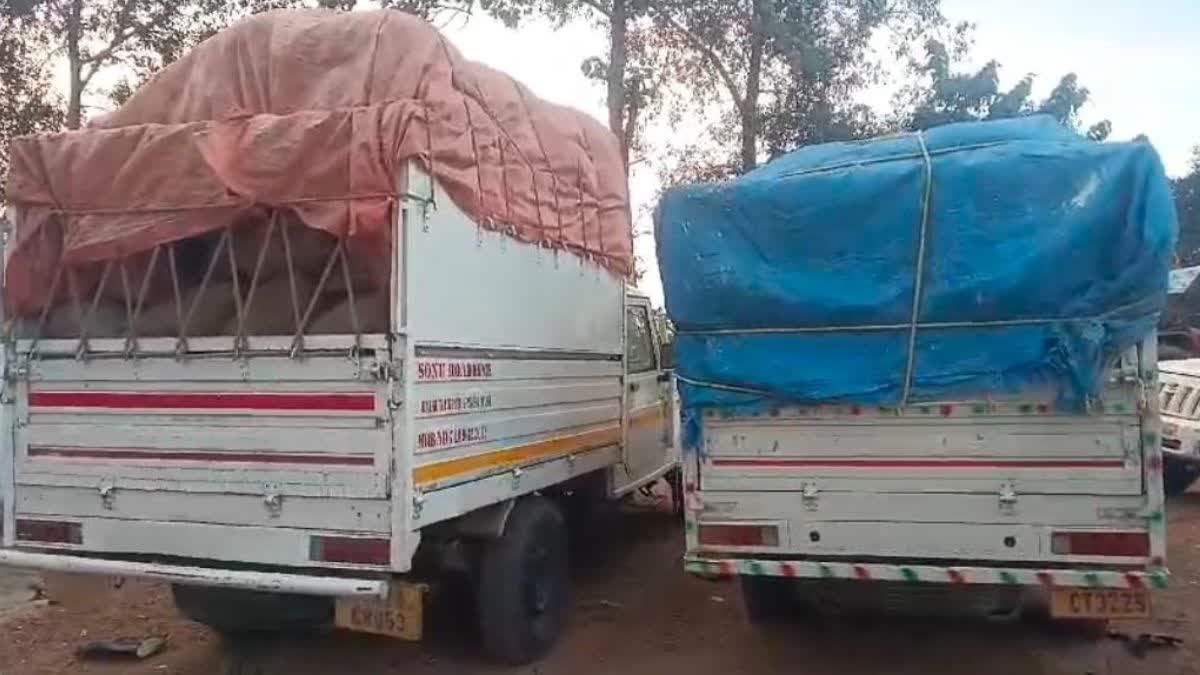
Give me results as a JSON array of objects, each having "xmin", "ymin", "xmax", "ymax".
[
  {"xmin": 903, "ymin": 39, "xmax": 1111, "ymax": 140},
  {"xmin": 0, "ymin": 0, "xmax": 184, "ymax": 129},
  {"xmin": 1174, "ymin": 148, "xmax": 1200, "ymax": 266},
  {"xmin": 0, "ymin": 6, "xmax": 64, "ymax": 199},
  {"xmin": 429, "ymin": 0, "xmax": 657, "ymax": 173},
  {"xmin": 645, "ymin": 0, "xmax": 951, "ymax": 185}
]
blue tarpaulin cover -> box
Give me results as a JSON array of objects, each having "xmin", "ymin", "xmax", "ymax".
[{"xmin": 655, "ymin": 117, "xmax": 1177, "ymax": 448}]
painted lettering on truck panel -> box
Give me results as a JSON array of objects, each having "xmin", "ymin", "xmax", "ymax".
[
  {"xmin": 418, "ymin": 394, "xmax": 494, "ymax": 416},
  {"xmin": 417, "ymin": 425, "xmax": 489, "ymax": 451},
  {"xmin": 417, "ymin": 361, "xmax": 493, "ymax": 382}
]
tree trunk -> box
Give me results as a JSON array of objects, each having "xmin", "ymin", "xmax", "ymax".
[
  {"xmin": 66, "ymin": 65, "xmax": 83, "ymax": 130},
  {"xmin": 65, "ymin": 0, "xmax": 84, "ymax": 129},
  {"xmin": 607, "ymin": 0, "xmax": 630, "ymax": 170},
  {"xmin": 740, "ymin": 0, "xmax": 766, "ymax": 172}
]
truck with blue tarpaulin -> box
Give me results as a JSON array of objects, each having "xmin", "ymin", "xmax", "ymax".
[{"xmin": 656, "ymin": 116, "xmax": 1176, "ymax": 621}]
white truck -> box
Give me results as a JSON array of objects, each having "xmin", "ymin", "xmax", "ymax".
[
  {"xmin": 0, "ymin": 163, "xmax": 678, "ymax": 664},
  {"xmin": 1153, "ymin": 267, "xmax": 1200, "ymax": 496},
  {"xmin": 1156, "ymin": 359, "xmax": 1200, "ymax": 495},
  {"xmin": 658, "ymin": 119, "xmax": 1175, "ymax": 625},
  {"xmin": 682, "ymin": 342, "xmax": 1167, "ymax": 621}
]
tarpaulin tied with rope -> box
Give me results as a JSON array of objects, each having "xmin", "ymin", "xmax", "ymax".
[
  {"xmin": 4, "ymin": 8, "xmax": 632, "ymax": 320},
  {"xmin": 655, "ymin": 117, "xmax": 1177, "ymax": 447}
]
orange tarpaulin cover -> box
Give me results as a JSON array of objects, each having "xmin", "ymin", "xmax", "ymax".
[{"xmin": 4, "ymin": 9, "xmax": 632, "ymax": 316}]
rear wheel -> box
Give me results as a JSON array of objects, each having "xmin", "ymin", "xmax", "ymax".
[
  {"xmin": 477, "ymin": 496, "xmax": 569, "ymax": 665},
  {"xmin": 740, "ymin": 576, "xmax": 794, "ymax": 623},
  {"xmin": 1163, "ymin": 457, "xmax": 1200, "ymax": 497},
  {"xmin": 666, "ymin": 466, "xmax": 684, "ymax": 517}
]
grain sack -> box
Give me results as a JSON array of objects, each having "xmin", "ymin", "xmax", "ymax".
[
  {"xmin": 12, "ymin": 301, "xmax": 127, "ymax": 339},
  {"xmin": 308, "ymin": 291, "xmax": 389, "ymax": 335},
  {"xmin": 66, "ymin": 250, "xmax": 176, "ymax": 309},
  {"xmin": 133, "ymin": 281, "xmax": 238, "ymax": 337},
  {"xmin": 221, "ymin": 275, "xmax": 317, "ymax": 336},
  {"xmin": 231, "ymin": 217, "xmax": 336, "ymax": 283}
]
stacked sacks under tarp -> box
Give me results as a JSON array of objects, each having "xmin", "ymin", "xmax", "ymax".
[
  {"xmin": 4, "ymin": 8, "xmax": 633, "ymax": 343},
  {"xmin": 10, "ymin": 210, "xmax": 388, "ymax": 340}
]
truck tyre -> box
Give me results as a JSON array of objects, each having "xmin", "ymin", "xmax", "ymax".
[
  {"xmin": 477, "ymin": 496, "xmax": 569, "ymax": 664},
  {"xmin": 171, "ymin": 585, "xmax": 333, "ymax": 633},
  {"xmin": 220, "ymin": 634, "xmax": 271, "ymax": 675},
  {"xmin": 666, "ymin": 466, "xmax": 684, "ymax": 517},
  {"xmin": 740, "ymin": 576, "xmax": 794, "ymax": 623},
  {"xmin": 1163, "ymin": 457, "xmax": 1200, "ymax": 497}
]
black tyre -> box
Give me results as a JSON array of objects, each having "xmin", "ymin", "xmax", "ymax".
[
  {"xmin": 219, "ymin": 634, "xmax": 272, "ymax": 675},
  {"xmin": 666, "ymin": 466, "xmax": 684, "ymax": 517},
  {"xmin": 740, "ymin": 575, "xmax": 794, "ymax": 623},
  {"xmin": 477, "ymin": 496, "xmax": 569, "ymax": 665},
  {"xmin": 1163, "ymin": 457, "xmax": 1200, "ymax": 497},
  {"xmin": 171, "ymin": 585, "xmax": 333, "ymax": 634}
]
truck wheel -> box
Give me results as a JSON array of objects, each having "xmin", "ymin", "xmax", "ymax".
[
  {"xmin": 477, "ymin": 496, "xmax": 569, "ymax": 664},
  {"xmin": 740, "ymin": 576, "xmax": 794, "ymax": 623},
  {"xmin": 1163, "ymin": 458, "xmax": 1200, "ymax": 497},
  {"xmin": 171, "ymin": 585, "xmax": 333, "ymax": 633},
  {"xmin": 220, "ymin": 634, "xmax": 271, "ymax": 675},
  {"xmin": 666, "ymin": 467, "xmax": 684, "ymax": 517}
]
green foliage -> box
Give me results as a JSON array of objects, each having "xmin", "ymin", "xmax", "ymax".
[
  {"xmin": 1174, "ymin": 148, "xmax": 1200, "ymax": 266},
  {"xmin": 649, "ymin": 0, "xmax": 953, "ymax": 187},
  {"xmin": 905, "ymin": 39, "xmax": 1111, "ymax": 139},
  {"xmin": 0, "ymin": 7, "xmax": 64, "ymax": 199}
]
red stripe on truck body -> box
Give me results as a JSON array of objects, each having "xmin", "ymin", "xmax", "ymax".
[
  {"xmin": 29, "ymin": 391, "xmax": 376, "ymax": 413},
  {"xmin": 28, "ymin": 446, "xmax": 375, "ymax": 466}
]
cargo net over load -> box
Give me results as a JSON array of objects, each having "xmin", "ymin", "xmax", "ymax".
[
  {"xmin": 655, "ymin": 116, "xmax": 1178, "ymax": 443},
  {"xmin": 3, "ymin": 9, "xmax": 632, "ymax": 355}
]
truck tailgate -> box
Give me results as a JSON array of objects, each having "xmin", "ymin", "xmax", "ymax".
[
  {"xmin": 700, "ymin": 403, "xmax": 1143, "ymax": 497},
  {"xmin": 9, "ymin": 352, "xmax": 393, "ymax": 563}
]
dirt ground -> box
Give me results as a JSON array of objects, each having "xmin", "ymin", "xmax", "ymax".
[{"xmin": 3, "ymin": 492, "xmax": 1200, "ymax": 675}]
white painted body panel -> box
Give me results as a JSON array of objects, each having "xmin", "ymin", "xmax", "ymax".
[
  {"xmin": 686, "ymin": 340, "xmax": 1167, "ymax": 587},
  {"xmin": 407, "ymin": 179, "xmax": 624, "ymax": 354},
  {"xmin": 1157, "ymin": 360, "xmax": 1200, "ymax": 461},
  {"xmin": 0, "ymin": 164, "xmax": 677, "ymax": 592},
  {"xmin": 612, "ymin": 299, "xmax": 678, "ymax": 496},
  {"xmin": 0, "ymin": 550, "xmax": 388, "ymax": 597}
]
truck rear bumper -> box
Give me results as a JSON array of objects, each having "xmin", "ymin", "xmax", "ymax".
[
  {"xmin": 684, "ymin": 555, "xmax": 1169, "ymax": 590},
  {"xmin": 0, "ymin": 550, "xmax": 388, "ymax": 598}
]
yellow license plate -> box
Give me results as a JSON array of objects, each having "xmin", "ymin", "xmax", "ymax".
[
  {"xmin": 335, "ymin": 583, "xmax": 426, "ymax": 640},
  {"xmin": 1050, "ymin": 588, "xmax": 1150, "ymax": 619}
]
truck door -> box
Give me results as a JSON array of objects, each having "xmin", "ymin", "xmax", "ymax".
[{"xmin": 611, "ymin": 297, "xmax": 676, "ymax": 496}]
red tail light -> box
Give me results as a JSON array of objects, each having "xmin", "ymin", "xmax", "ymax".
[
  {"xmin": 1051, "ymin": 531, "xmax": 1149, "ymax": 557},
  {"xmin": 310, "ymin": 536, "xmax": 391, "ymax": 566},
  {"xmin": 698, "ymin": 523, "xmax": 779, "ymax": 547},
  {"xmin": 16, "ymin": 519, "xmax": 82, "ymax": 545}
]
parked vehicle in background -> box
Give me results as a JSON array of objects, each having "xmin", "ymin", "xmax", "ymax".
[
  {"xmin": 1157, "ymin": 269, "xmax": 1200, "ymax": 494},
  {"xmin": 1159, "ymin": 266, "xmax": 1200, "ymax": 360},
  {"xmin": 0, "ymin": 11, "xmax": 677, "ymax": 665},
  {"xmin": 1156, "ymin": 360, "xmax": 1200, "ymax": 495},
  {"xmin": 657, "ymin": 118, "xmax": 1175, "ymax": 624}
]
